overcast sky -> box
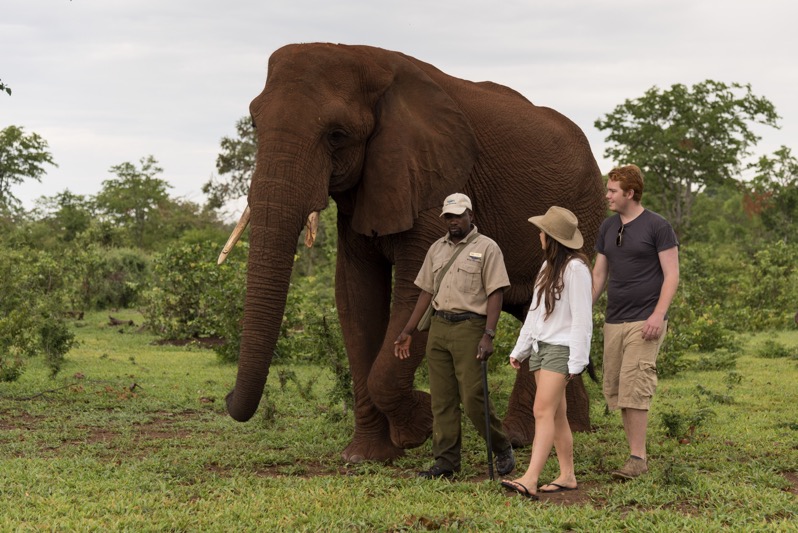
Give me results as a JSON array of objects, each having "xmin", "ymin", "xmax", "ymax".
[{"xmin": 3, "ymin": 0, "xmax": 796, "ymax": 215}]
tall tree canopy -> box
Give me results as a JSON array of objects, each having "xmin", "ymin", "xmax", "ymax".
[
  {"xmin": 32, "ymin": 189, "xmax": 94, "ymax": 244},
  {"xmin": 203, "ymin": 116, "xmax": 256, "ymax": 209},
  {"xmin": 94, "ymin": 156, "xmax": 171, "ymax": 248},
  {"xmin": 595, "ymin": 80, "xmax": 780, "ymax": 235},
  {"xmin": 749, "ymin": 146, "xmax": 798, "ymax": 243},
  {"xmin": 0, "ymin": 125, "xmax": 57, "ymax": 209}
]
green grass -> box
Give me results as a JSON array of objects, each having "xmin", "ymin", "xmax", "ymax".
[{"xmin": 1, "ymin": 312, "xmax": 796, "ymax": 531}]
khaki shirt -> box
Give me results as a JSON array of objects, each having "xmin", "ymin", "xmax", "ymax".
[{"xmin": 415, "ymin": 226, "xmax": 510, "ymax": 315}]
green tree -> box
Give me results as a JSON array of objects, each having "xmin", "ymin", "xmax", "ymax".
[
  {"xmin": 0, "ymin": 125, "xmax": 57, "ymax": 209},
  {"xmin": 155, "ymin": 197, "xmax": 230, "ymax": 249},
  {"xmin": 595, "ymin": 80, "xmax": 780, "ymax": 236},
  {"xmin": 31, "ymin": 189, "xmax": 95, "ymax": 244},
  {"xmin": 749, "ymin": 146, "xmax": 798, "ymax": 243},
  {"xmin": 0, "ymin": 79, "xmax": 10, "ymax": 96},
  {"xmin": 94, "ymin": 156, "xmax": 171, "ymax": 248},
  {"xmin": 203, "ymin": 116, "xmax": 256, "ymax": 209},
  {"xmin": 684, "ymin": 184, "xmax": 766, "ymax": 250}
]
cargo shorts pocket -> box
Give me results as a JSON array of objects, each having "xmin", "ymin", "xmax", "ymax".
[{"xmin": 634, "ymin": 360, "xmax": 658, "ymax": 399}]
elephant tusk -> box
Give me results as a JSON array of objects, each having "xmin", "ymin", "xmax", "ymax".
[
  {"xmin": 304, "ymin": 211, "xmax": 319, "ymax": 248},
  {"xmin": 217, "ymin": 206, "xmax": 251, "ymax": 265}
]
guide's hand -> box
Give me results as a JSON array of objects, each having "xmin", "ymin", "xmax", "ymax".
[
  {"xmin": 476, "ymin": 337, "xmax": 494, "ymax": 361},
  {"xmin": 394, "ymin": 332, "xmax": 412, "ymax": 360}
]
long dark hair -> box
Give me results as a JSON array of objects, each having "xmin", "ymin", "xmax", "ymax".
[{"xmin": 533, "ymin": 236, "xmax": 591, "ymax": 319}]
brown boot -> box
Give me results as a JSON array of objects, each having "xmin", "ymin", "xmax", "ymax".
[{"xmin": 611, "ymin": 456, "xmax": 648, "ymax": 480}]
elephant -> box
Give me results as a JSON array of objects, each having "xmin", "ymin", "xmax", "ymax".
[{"xmin": 220, "ymin": 43, "xmax": 606, "ymax": 463}]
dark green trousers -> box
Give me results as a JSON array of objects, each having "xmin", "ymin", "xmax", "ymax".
[{"xmin": 426, "ymin": 315, "xmax": 510, "ymax": 471}]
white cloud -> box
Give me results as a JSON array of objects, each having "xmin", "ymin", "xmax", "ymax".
[{"xmin": 2, "ymin": 0, "xmax": 796, "ymax": 209}]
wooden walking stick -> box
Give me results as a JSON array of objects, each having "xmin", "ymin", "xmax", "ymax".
[{"xmin": 481, "ymin": 359, "xmax": 495, "ymax": 480}]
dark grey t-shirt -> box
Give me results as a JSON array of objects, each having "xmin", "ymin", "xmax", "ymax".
[{"xmin": 595, "ymin": 209, "xmax": 679, "ymax": 323}]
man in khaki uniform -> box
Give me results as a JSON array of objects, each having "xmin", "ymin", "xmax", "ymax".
[{"xmin": 395, "ymin": 193, "xmax": 515, "ymax": 479}]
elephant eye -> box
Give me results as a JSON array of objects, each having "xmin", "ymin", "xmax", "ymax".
[{"xmin": 327, "ymin": 129, "xmax": 348, "ymax": 147}]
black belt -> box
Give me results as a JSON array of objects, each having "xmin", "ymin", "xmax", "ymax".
[{"xmin": 434, "ymin": 311, "xmax": 486, "ymax": 322}]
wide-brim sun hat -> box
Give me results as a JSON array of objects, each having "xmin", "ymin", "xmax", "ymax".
[{"xmin": 528, "ymin": 206, "xmax": 583, "ymax": 249}]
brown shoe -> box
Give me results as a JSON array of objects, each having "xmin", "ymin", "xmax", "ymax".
[{"xmin": 611, "ymin": 456, "xmax": 648, "ymax": 480}]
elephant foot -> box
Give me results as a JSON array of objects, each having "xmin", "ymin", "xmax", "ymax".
[
  {"xmin": 502, "ymin": 415, "xmax": 534, "ymax": 448},
  {"xmin": 341, "ymin": 435, "xmax": 405, "ymax": 464},
  {"xmin": 389, "ymin": 390, "xmax": 432, "ymax": 449}
]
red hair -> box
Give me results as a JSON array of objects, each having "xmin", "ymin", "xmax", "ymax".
[{"xmin": 608, "ymin": 164, "xmax": 644, "ymax": 202}]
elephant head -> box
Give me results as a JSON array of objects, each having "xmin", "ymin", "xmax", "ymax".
[{"xmin": 223, "ymin": 43, "xmax": 478, "ymax": 422}]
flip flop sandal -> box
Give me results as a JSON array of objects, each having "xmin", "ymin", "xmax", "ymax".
[
  {"xmin": 539, "ymin": 482, "xmax": 578, "ymax": 493},
  {"xmin": 500, "ymin": 480, "xmax": 539, "ymax": 500}
]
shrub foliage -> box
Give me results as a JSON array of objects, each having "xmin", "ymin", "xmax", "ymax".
[
  {"xmin": 0, "ymin": 248, "xmax": 77, "ymax": 379},
  {"xmin": 140, "ymin": 240, "xmax": 248, "ymax": 353}
]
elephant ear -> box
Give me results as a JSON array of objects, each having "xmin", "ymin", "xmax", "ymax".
[{"xmin": 350, "ymin": 57, "xmax": 478, "ymax": 237}]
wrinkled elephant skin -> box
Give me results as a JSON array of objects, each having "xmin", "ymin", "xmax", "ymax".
[{"xmin": 225, "ymin": 43, "xmax": 606, "ymax": 462}]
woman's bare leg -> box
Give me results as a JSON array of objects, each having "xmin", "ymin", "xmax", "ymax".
[
  {"xmin": 540, "ymin": 385, "xmax": 577, "ymax": 490},
  {"xmin": 504, "ymin": 369, "xmax": 568, "ymax": 496}
]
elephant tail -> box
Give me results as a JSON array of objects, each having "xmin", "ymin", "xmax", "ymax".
[{"xmin": 585, "ymin": 358, "xmax": 598, "ymax": 383}]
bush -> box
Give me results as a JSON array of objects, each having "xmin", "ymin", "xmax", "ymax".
[
  {"xmin": 142, "ymin": 204, "xmax": 339, "ymax": 364},
  {"xmin": 0, "ymin": 248, "xmax": 77, "ymax": 378},
  {"xmin": 689, "ymin": 348, "xmax": 738, "ymax": 372},
  {"xmin": 140, "ymin": 240, "xmax": 247, "ymax": 347},
  {"xmin": 273, "ymin": 208, "xmax": 338, "ymax": 364},
  {"xmin": 589, "ymin": 302, "xmax": 606, "ymax": 372},
  {"xmin": 742, "ymin": 241, "xmax": 798, "ymax": 329},
  {"xmin": 659, "ymin": 405, "xmax": 715, "ymax": 442},
  {"xmin": 668, "ymin": 305, "xmax": 737, "ymax": 354},
  {"xmin": 39, "ymin": 319, "xmax": 79, "ymax": 376},
  {"xmin": 0, "ymin": 356, "xmax": 24, "ymax": 382},
  {"xmin": 205, "ymin": 248, "xmax": 248, "ymax": 363},
  {"xmin": 655, "ymin": 343, "xmax": 686, "ymax": 379},
  {"xmin": 305, "ymin": 312, "xmax": 353, "ymax": 417},
  {"xmin": 755, "ymin": 340, "xmax": 798, "ymax": 359},
  {"xmin": 675, "ymin": 241, "xmax": 798, "ymax": 332},
  {"xmin": 63, "ymin": 244, "xmax": 150, "ymax": 311}
]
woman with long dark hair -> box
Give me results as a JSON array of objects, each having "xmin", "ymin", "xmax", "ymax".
[{"xmin": 500, "ymin": 206, "xmax": 592, "ymax": 500}]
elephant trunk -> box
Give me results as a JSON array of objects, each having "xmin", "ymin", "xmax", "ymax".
[{"xmin": 225, "ymin": 202, "xmax": 305, "ymax": 422}]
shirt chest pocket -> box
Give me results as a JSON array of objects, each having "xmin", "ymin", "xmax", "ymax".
[
  {"xmin": 455, "ymin": 260, "xmax": 483, "ymax": 295},
  {"xmin": 431, "ymin": 261, "xmax": 451, "ymax": 296}
]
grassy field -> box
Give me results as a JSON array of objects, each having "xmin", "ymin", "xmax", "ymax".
[{"xmin": 1, "ymin": 311, "xmax": 796, "ymax": 531}]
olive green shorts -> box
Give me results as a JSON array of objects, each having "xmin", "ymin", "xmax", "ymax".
[{"xmin": 527, "ymin": 341, "xmax": 570, "ymax": 376}]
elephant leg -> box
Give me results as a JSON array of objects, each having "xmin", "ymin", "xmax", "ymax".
[
  {"xmin": 503, "ymin": 364, "xmax": 592, "ymax": 447},
  {"xmin": 563, "ymin": 376, "xmax": 592, "ymax": 432},
  {"xmin": 502, "ymin": 359, "xmax": 536, "ymax": 447},
  {"xmin": 335, "ymin": 233, "xmax": 404, "ymax": 463},
  {"xmin": 366, "ymin": 253, "xmax": 436, "ymax": 449},
  {"xmin": 367, "ymin": 313, "xmax": 432, "ymax": 450}
]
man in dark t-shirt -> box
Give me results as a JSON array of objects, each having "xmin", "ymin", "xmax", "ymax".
[{"xmin": 592, "ymin": 164, "xmax": 680, "ymax": 481}]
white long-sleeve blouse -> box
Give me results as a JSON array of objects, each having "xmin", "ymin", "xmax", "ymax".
[{"xmin": 509, "ymin": 258, "xmax": 593, "ymax": 375}]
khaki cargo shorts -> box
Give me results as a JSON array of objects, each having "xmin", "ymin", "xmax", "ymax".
[{"xmin": 602, "ymin": 320, "xmax": 667, "ymax": 411}]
